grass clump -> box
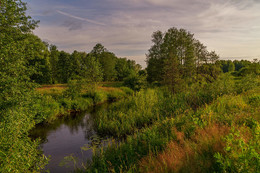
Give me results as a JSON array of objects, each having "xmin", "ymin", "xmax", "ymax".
[{"xmin": 86, "ymin": 119, "xmax": 177, "ymax": 173}]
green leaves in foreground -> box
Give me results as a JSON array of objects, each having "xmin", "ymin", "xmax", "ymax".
[{"xmin": 215, "ymin": 124, "xmax": 260, "ymax": 173}]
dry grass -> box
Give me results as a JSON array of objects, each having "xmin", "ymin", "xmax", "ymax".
[
  {"xmin": 36, "ymin": 84, "xmax": 67, "ymax": 95},
  {"xmin": 36, "ymin": 84, "xmax": 123, "ymax": 94},
  {"xmin": 139, "ymin": 124, "xmax": 230, "ymax": 173}
]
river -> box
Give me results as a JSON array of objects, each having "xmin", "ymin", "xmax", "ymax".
[{"xmin": 30, "ymin": 102, "xmax": 112, "ymax": 173}]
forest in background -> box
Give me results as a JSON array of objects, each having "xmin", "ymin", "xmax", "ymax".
[{"xmin": 0, "ymin": 0, "xmax": 259, "ymax": 173}]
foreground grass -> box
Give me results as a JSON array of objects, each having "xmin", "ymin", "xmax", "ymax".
[{"xmin": 139, "ymin": 88, "xmax": 260, "ymax": 172}]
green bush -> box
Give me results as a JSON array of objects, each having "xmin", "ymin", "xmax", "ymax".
[
  {"xmin": 119, "ymin": 87, "xmax": 134, "ymax": 96},
  {"xmin": 235, "ymin": 75, "xmax": 260, "ymax": 94},
  {"xmin": 248, "ymin": 95, "xmax": 260, "ymax": 107},
  {"xmin": 215, "ymin": 125, "xmax": 260, "ymax": 173}
]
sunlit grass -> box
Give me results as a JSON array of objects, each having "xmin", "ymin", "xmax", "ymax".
[{"xmin": 83, "ymin": 76, "xmax": 260, "ymax": 173}]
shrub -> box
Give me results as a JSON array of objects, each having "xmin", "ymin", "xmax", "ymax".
[
  {"xmin": 119, "ymin": 87, "xmax": 134, "ymax": 96},
  {"xmin": 215, "ymin": 125, "xmax": 260, "ymax": 173}
]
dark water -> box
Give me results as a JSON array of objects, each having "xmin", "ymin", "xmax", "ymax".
[{"xmin": 30, "ymin": 103, "xmax": 111, "ymax": 173}]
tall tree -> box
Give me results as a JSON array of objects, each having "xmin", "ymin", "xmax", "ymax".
[
  {"xmin": 146, "ymin": 31, "xmax": 164, "ymax": 83},
  {"xmin": 24, "ymin": 34, "xmax": 51, "ymax": 84},
  {"xmin": 83, "ymin": 55, "xmax": 103, "ymax": 83},
  {"xmin": 90, "ymin": 44, "xmax": 117, "ymax": 81},
  {"xmin": 146, "ymin": 27, "xmax": 220, "ymax": 92},
  {"xmin": 49, "ymin": 44, "xmax": 60, "ymax": 84},
  {"xmin": 57, "ymin": 51, "xmax": 72, "ymax": 83},
  {"xmin": 90, "ymin": 43, "xmax": 107, "ymax": 55},
  {"xmin": 0, "ymin": 0, "xmax": 47, "ymax": 172}
]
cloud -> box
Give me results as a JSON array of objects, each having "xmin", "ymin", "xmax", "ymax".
[
  {"xmin": 61, "ymin": 19, "xmax": 83, "ymax": 31},
  {"xmin": 28, "ymin": 0, "xmax": 260, "ymax": 68},
  {"xmin": 57, "ymin": 10, "xmax": 106, "ymax": 26}
]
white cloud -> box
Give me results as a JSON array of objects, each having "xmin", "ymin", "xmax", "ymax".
[
  {"xmin": 56, "ymin": 10, "xmax": 106, "ymax": 26},
  {"xmin": 28, "ymin": 0, "xmax": 260, "ymax": 67}
]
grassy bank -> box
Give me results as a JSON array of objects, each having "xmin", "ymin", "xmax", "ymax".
[
  {"xmin": 80, "ymin": 75, "xmax": 259, "ymax": 173},
  {"xmin": 34, "ymin": 83, "xmax": 134, "ymax": 123}
]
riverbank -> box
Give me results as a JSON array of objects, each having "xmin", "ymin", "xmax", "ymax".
[{"xmin": 35, "ymin": 83, "xmax": 134, "ymax": 123}]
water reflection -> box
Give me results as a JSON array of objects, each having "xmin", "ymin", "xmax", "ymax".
[{"xmin": 30, "ymin": 102, "xmax": 111, "ymax": 173}]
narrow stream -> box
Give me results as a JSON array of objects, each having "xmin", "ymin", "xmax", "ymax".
[{"xmin": 30, "ymin": 102, "xmax": 112, "ymax": 173}]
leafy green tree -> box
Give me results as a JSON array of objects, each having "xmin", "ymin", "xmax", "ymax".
[
  {"xmin": 146, "ymin": 27, "xmax": 221, "ymax": 92},
  {"xmin": 99, "ymin": 52, "xmax": 117, "ymax": 81},
  {"xmin": 90, "ymin": 44, "xmax": 117, "ymax": 81},
  {"xmin": 123, "ymin": 71, "xmax": 147, "ymax": 91},
  {"xmin": 90, "ymin": 43, "xmax": 107, "ymax": 55},
  {"xmin": 217, "ymin": 60, "xmax": 235, "ymax": 73},
  {"xmin": 146, "ymin": 31, "xmax": 165, "ymax": 83},
  {"xmin": 70, "ymin": 50, "xmax": 87, "ymax": 80},
  {"xmin": 147, "ymin": 27, "xmax": 198, "ymax": 92},
  {"xmin": 238, "ymin": 59, "xmax": 260, "ymax": 76},
  {"xmin": 194, "ymin": 39, "xmax": 208, "ymax": 65},
  {"xmin": 208, "ymin": 51, "xmax": 219, "ymax": 64},
  {"xmin": 162, "ymin": 55, "xmax": 183, "ymax": 93},
  {"xmin": 197, "ymin": 64, "xmax": 222, "ymax": 82},
  {"xmin": 83, "ymin": 55, "xmax": 103, "ymax": 83},
  {"xmin": 24, "ymin": 34, "xmax": 52, "ymax": 84},
  {"xmin": 49, "ymin": 44, "xmax": 60, "ymax": 84},
  {"xmin": 115, "ymin": 58, "xmax": 131, "ymax": 81},
  {"xmin": 57, "ymin": 51, "xmax": 72, "ymax": 83},
  {"xmin": 233, "ymin": 60, "xmax": 251, "ymax": 71},
  {"xmin": 0, "ymin": 0, "xmax": 48, "ymax": 172}
]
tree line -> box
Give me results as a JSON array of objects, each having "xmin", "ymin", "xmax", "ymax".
[{"xmin": 25, "ymin": 36, "xmax": 142, "ymax": 84}]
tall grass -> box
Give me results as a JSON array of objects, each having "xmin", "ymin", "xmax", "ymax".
[
  {"xmin": 137, "ymin": 85, "xmax": 260, "ymax": 173},
  {"xmin": 35, "ymin": 84, "xmax": 134, "ymax": 123},
  {"xmin": 82, "ymin": 75, "xmax": 260, "ymax": 173}
]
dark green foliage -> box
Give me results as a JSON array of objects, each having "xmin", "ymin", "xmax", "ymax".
[
  {"xmin": 57, "ymin": 51, "xmax": 73, "ymax": 83},
  {"xmin": 146, "ymin": 31, "xmax": 164, "ymax": 83},
  {"xmin": 0, "ymin": 0, "xmax": 48, "ymax": 171},
  {"xmin": 235, "ymin": 74, "xmax": 260, "ymax": 94},
  {"xmin": 233, "ymin": 60, "xmax": 252, "ymax": 71},
  {"xmin": 25, "ymin": 34, "xmax": 52, "ymax": 84},
  {"xmin": 115, "ymin": 58, "xmax": 138, "ymax": 81},
  {"xmin": 123, "ymin": 71, "xmax": 147, "ymax": 91},
  {"xmin": 49, "ymin": 45, "xmax": 60, "ymax": 84},
  {"xmin": 197, "ymin": 64, "xmax": 222, "ymax": 82},
  {"xmin": 146, "ymin": 27, "xmax": 220, "ymax": 93},
  {"xmin": 82, "ymin": 55, "xmax": 103, "ymax": 84},
  {"xmin": 217, "ymin": 60, "xmax": 235, "ymax": 73},
  {"xmin": 90, "ymin": 44, "xmax": 117, "ymax": 81},
  {"xmin": 64, "ymin": 80, "xmax": 83, "ymax": 99}
]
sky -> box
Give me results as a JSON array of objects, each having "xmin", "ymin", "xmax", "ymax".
[{"xmin": 24, "ymin": 0, "xmax": 260, "ymax": 67}]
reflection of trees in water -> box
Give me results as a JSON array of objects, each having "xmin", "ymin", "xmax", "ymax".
[{"xmin": 30, "ymin": 101, "xmax": 114, "ymax": 145}]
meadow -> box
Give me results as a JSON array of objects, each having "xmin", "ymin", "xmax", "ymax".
[{"xmin": 77, "ymin": 74, "xmax": 260, "ymax": 173}]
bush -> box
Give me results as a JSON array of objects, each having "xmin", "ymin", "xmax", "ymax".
[
  {"xmin": 119, "ymin": 87, "xmax": 134, "ymax": 96},
  {"xmin": 123, "ymin": 72, "xmax": 146, "ymax": 91},
  {"xmin": 215, "ymin": 125, "xmax": 260, "ymax": 173}
]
